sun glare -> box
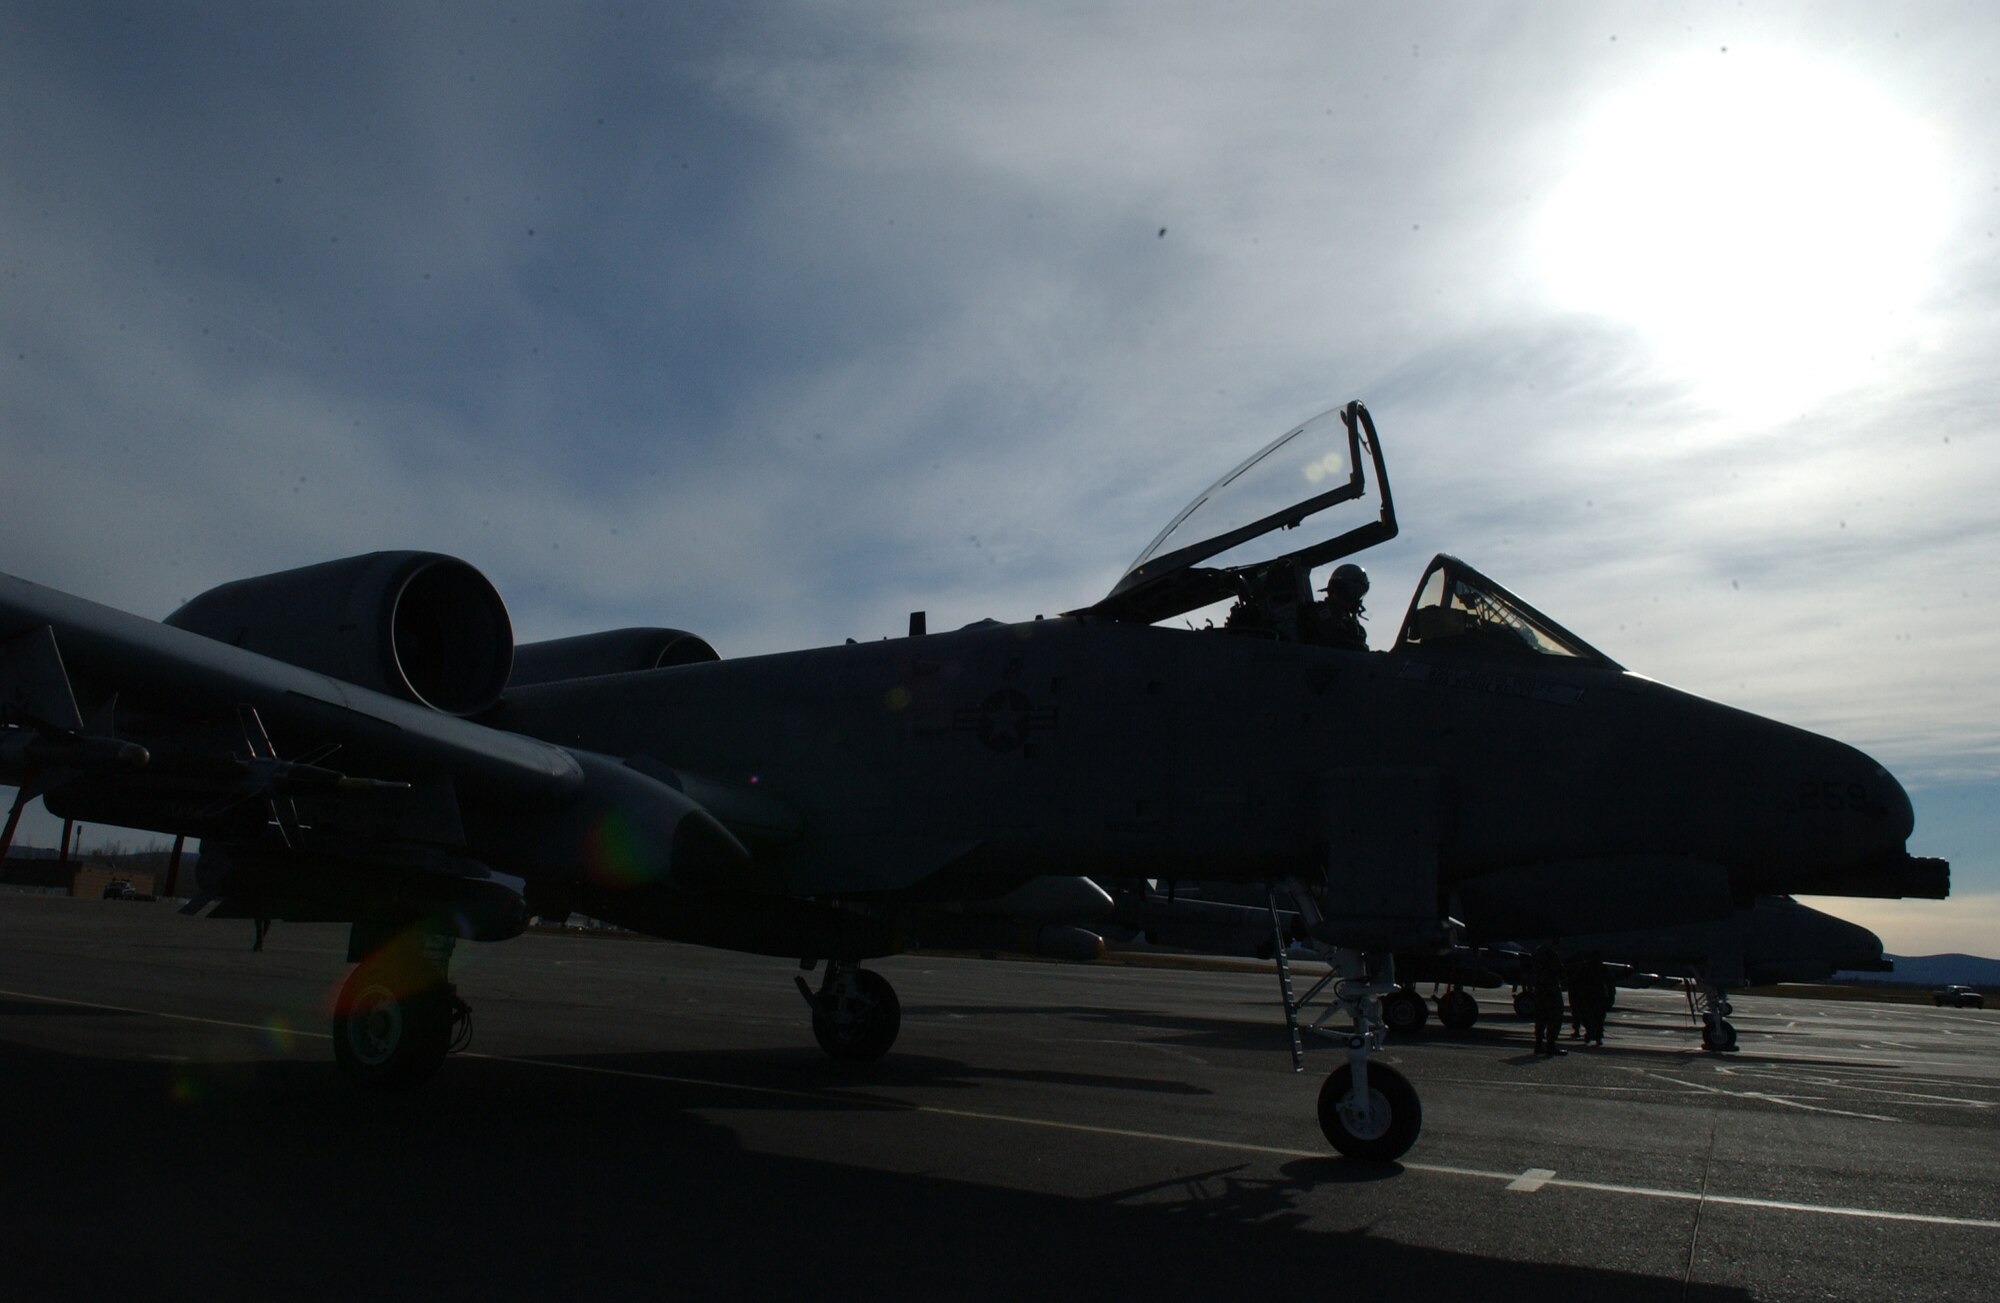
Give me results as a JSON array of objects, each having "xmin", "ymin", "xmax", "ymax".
[{"xmin": 1538, "ymin": 52, "xmax": 1950, "ymax": 420}]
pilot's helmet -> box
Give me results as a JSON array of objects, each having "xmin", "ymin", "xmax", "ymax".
[{"xmin": 1326, "ymin": 563, "xmax": 1369, "ymax": 603}]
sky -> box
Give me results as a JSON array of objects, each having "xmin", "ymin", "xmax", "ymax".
[{"xmin": 1, "ymin": 3, "xmax": 1995, "ymax": 956}]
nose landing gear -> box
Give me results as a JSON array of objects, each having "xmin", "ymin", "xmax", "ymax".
[
  {"xmin": 1310, "ymin": 952, "xmax": 1422, "ymax": 1161},
  {"xmin": 1267, "ymin": 887, "xmax": 1424, "ymax": 1162}
]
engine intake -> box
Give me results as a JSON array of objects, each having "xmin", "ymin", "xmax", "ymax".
[{"xmin": 164, "ymin": 551, "xmax": 513, "ymax": 716}]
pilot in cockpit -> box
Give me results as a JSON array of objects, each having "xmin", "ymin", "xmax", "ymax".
[{"xmin": 1306, "ymin": 563, "xmax": 1370, "ymax": 651}]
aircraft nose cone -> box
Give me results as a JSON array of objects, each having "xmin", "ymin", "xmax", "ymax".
[
  {"xmin": 1802, "ymin": 740, "xmax": 1913, "ymax": 848},
  {"xmin": 1785, "ymin": 739, "xmax": 1947, "ymax": 897},
  {"xmin": 1837, "ymin": 916, "xmax": 1887, "ymax": 971}
]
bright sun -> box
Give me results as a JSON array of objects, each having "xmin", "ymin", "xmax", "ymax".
[{"xmin": 1537, "ymin": 51, "xmax": 1950, "ymax": 420}]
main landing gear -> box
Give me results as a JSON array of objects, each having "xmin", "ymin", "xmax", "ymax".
[
  {"xmin": 1382, "ymin": 986, "xmax": 1429, "ymax": 1033},
  {"xmin": 332, "ymin": 927, "xmax": 472, "ymax": 1091},
  {"xmin": 1436, "ymin": 986, "xmax": 1479, "ymax": 1030},
  {"xmin": 1269, "ymin": 889, "xmax": 1423, "ymax": 1162},
  {"xmin": 1382, "ymin": 984, "xmax": 1477, "ymax": 1032},
  {"xmin": 797, "ymin": 959, "xmax": 902, "ymax": 1061}
]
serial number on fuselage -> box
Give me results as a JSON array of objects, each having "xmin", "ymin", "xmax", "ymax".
[{"xmin": 1799, "ymin": 780, "xmax": 1875, "ymax": 813}]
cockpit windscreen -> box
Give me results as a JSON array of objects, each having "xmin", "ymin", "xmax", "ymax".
[
  {"xmin": 1396, "ymin": 555, "xmax": 1622, "ymax": 670},
  {"xmin": 1087, "ymin": 400, "xmax": 1395, "ymax": 626},
  {"xmin": 1122, "ymin": 406, "xmax": 1360, "ymax": 582}
]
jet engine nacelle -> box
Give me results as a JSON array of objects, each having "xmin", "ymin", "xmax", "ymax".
[
  {"xmin": 510, "ymin": 627, "xmax": 719, "ymax": 688},
  {"xmin": 164, "ymin": 551, "xmax": 514, "ymax": 717}
]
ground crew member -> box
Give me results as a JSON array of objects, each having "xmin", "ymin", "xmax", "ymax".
[
  {"xmin": 1572, "ymin": 951, "xmax": 1609, "ymax": 1045},
  {"xmin": 1529, "ymin": 939, "xmax": 1567, "ymax": 1056}
]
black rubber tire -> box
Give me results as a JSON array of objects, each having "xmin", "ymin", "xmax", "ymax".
[
  {"xmin": 1438, "ymin": 989, "xmax": 1479, "ymax": 1030},
  {"xmin": 1317, "ymin": 1062, "xmax": 1422, "ymax": 1162},
  {"xmin": 1512, "ymin": 990, "xmax": 1534, "ymax": 1019},
  {"xmin": 1701, "ymin": 1019, "xmax": 1740, "ymax": 1053},
  {"xmin": 812, "ymin": 968, "xmax": 902, "ymax": 1061},
  {"xmin": 332, "ymin": 960, "xmax": 451, "ymax": 1091},
  {"xmin": 1382, "ymin": 988, "xmax": 1429, "ymax": 1033}
]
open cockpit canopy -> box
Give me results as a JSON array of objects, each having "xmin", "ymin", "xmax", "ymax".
[
  {"xmin": 1394, "ymin": 554, "xmax": 1622, "ymax": 670},
  {"xmin": 1086, "ymin": 401, "xmax": 1397, "ymax": 624}
]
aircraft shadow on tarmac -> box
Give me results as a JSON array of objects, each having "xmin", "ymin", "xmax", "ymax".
[
  {"xmin": 0, "ymin": 1038, "xmax": 1756, "ymax": 1303},
  {"xmin": 899, "ymin": 1001, "xmax": 1332, "ymax": 1055}
]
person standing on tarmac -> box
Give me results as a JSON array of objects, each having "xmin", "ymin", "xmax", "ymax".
[
  {"xmin": 1529, "ymin": 939, "xmax": 1567, "ymax": 1056},
  {"xmin": 1571, "ymin": 951, "xmax": 1609, "ymax": 1046},
  {"xmin": 1566, "ymin": 954, "xmax": 1593, "ymax": 1040}
]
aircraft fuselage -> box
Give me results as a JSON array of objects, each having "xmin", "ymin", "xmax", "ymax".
[{"xmin": 488, "ymin": 611, "xmax": 1916, "ymax": 933}]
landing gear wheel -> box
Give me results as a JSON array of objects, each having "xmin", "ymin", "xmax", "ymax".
[
  {"xmin": 1438, "ymin": 989, "xmax": 1479, "ymax": 1030},
  {"xmin": 1317, "ymin": 1062, "xmax": 1422, "ymax": 1162},
  {"xmin": 1382, "ymin": 988, "xmax": 1429, "ymax": 1033},
  {"xmin": 1512, "ymin": 990, "xmax": 1534, "ymax": 1018},
  {"xmin": 812, "ymin": 967, "xmax": 902, "ymax": 1061},
  {"xmin": 1701, "ymin": 1019, "xmax": 1739, "ymax": 1053},
  {"xmin": 332, "ymin": 960, "xmax": 452, "ymax": 1091},
  {"xmin": 1717, "ymin": 999, "xmax": 1734, "ymax": 1017}
]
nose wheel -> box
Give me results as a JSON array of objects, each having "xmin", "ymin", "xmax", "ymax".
[{"xmin": 1318, "ymin": 1060, "xmax": 1422, "ymax": 1161}]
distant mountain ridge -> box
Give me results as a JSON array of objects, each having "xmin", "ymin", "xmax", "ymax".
[{"xmin": 1838, "ymin": 953, "xmax": 2000, "ymax": 987}]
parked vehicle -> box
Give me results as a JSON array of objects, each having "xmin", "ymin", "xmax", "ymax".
[{"xmin": 1934, "ymin": 985, "xmax": 1986, "ymax": 1008}]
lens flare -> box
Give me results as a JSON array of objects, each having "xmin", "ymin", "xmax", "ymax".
[
  {"xmin": 167, "ymin": 1064, "xmax": 203, "ymax": 1106},
  {"xmin": 262, "ymin": 1016, "xmax": 297, "ymax": 1054},
  {"xmin": 583, "ymin": 805, "xmax": 667, "ymax": 887}
]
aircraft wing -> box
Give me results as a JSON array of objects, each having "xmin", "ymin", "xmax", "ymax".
[
  {"xmin": 0, "ymin": 569, "xmax": 580, "ymax": 802},
  {"xmin": 0, "ymin": 568, "xmax": 749, "ymax": 935}
]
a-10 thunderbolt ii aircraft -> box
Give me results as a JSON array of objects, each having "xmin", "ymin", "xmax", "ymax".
[{"xmin": 0, "ymin": 401, "xmax": 1947, "ymax": 1161}]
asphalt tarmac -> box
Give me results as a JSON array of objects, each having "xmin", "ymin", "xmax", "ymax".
[{"xmin": 3, "ymin": 895, "xmax": 1996, "ymax": 1302}]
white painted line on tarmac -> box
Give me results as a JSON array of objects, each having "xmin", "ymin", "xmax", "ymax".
[
  {"xmin": 0, "ymin": 987, "xmax": 328, "ymax": 1039},
  {"xmin": 1423, "ymin": 1075, "xmax": 1694, "ymax": 1096},
  {"xmin": 1722, "ymin": 1068, "xmax": 1998, "ymax": 1109},
  {"xmin": 1639, "ymin": 1068, "xmax": 1900, "ymax": 1121},
  {"xmin": 1507, "ymin": 1168, "xmax": 1557, "ymax": 1192},
  {"xmin": 9, "ymin": 986, "xmax": 2000, "ymax": 1231}
]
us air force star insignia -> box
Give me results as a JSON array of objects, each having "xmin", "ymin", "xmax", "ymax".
[{"xmin": 953, "ymin": 688, "xmax": 1058, "ymax": 752}]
